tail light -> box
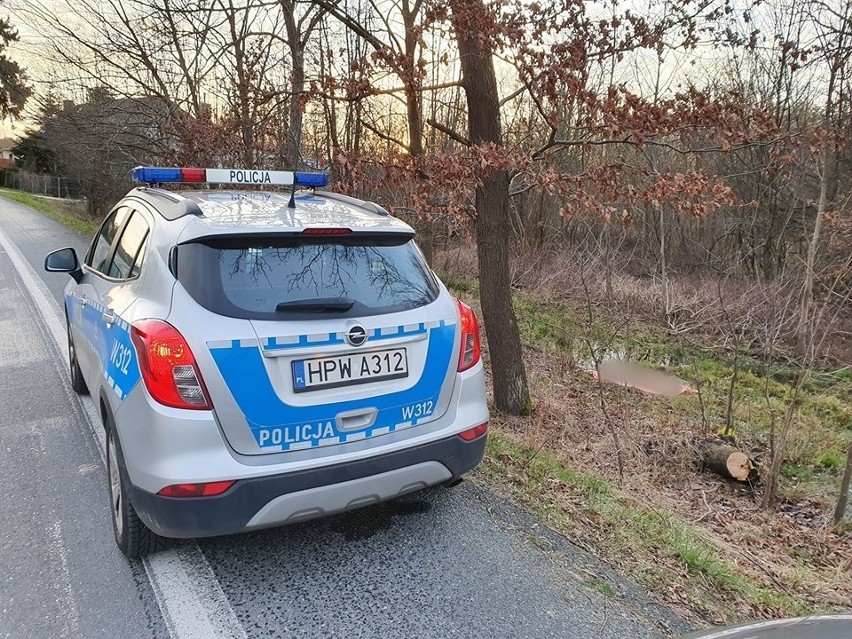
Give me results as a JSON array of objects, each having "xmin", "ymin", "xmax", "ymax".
[
  {"xmin": 459, "ymin": 423, "xmax": 488, "ymax": 441},
  {"xmin": 130, "ymin": 319, "xmax": 212, "ymax": 410},
  {"xmin": 158, "ymin": 481, "xmax": 235, "ymax": 497},
  {"xmin": 456, "ymin": 299, "xmax": 481, "ymax": 372}
]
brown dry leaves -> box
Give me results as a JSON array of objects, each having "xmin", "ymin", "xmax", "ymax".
[{"xmin": 478, "ymin": 334, "xmax": 852, "ymax": 626}]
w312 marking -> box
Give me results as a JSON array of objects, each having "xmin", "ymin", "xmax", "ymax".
[
  {"xmin": 401, "ymin": 401, "xmax": 434, "ymax": 421},
  {"xmin": 110, "ymin": 340, "xmax": 132, "ymax": 375}
]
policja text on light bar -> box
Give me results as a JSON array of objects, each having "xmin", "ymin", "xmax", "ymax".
[{"xmin": 131, "ymin": 166, "xmax": 328, "ymax": 188}]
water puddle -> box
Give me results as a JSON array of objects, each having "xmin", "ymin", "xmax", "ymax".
[{"xmin": 572, "ymin": 345, "xmax": 694, "ymax": 397}]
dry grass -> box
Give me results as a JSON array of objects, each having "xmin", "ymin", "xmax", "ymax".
[
  {"xmin": 439, "ymin": 246, "xmax": 852, "ymax": 627},
  {"xmin": 474, "ymin": 343, "xmax": 852, "ymax": 627}
]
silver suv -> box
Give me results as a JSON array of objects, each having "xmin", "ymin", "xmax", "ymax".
[{"xmin": 44, "ymin": 167, "xmax": 489, "ymax": 558}]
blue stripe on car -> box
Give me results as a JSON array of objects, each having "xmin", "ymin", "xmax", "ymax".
[
  {"xmin": 209, "ymin": 323, "xmax": 456, "ymax": 451},
  {"xmin": 67, "ymin": 292, "xmax": 141, "ymax": 401}
]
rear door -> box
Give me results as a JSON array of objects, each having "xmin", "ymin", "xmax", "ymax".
[
  {"xmin": 85, "ymin": 209, "xmax": 151, "ymax": 401},
  {"xmin": 73, "ymin": 206, "xmax": 131, "ymax": 389},
  {"xmin": 175, "ymin": 232, "xmax": 461, "ymax": 455}
]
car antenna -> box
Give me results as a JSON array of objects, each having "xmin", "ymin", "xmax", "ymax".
[{"xmin": 288, "ymin": 180, "xmax": 297, "ymax": 209}]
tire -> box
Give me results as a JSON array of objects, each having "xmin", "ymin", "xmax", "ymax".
[
  {"xmin": 67, "ymin": 324, "xmax": 89, "ymax": 395},
  {"xmin": 106, "ymin": 424, "xmax": 167, "ymax": 558}
]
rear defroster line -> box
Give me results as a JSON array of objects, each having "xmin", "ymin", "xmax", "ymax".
[{"xmin": 0, "ymin": 222, "xmax": 248, "ymax": 639}]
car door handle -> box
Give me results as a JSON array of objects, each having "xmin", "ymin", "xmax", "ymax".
[{"xmin": 102, "ymin": 309, "xmax": 117, "ymax": 325}]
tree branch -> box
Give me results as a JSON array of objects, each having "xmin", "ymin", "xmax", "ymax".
[
  {"xmin": 308, "ymin": 0, "xmax": 387, "ymax": 51},
  {"xmin": 426, "ymin": 118, "xmax": 470, "ymax": 146},
  {"xmin": 535, "ymin": 135, "xmax": 792, "ymax": 159},
  {"xmin": 499, "ymin": 83, "xmax": 528, "ymax": 106},
  {"xmin": 360, "ymin": 119, "xmax": 410, "ymax": 151}
]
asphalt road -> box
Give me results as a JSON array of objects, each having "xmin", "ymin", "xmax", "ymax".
[
  {"xmin": 682, "ymin": 614, "xmax": 852, "ymax": 639},
  {"xmin": 0, "ymin": 195, "xmax": 691, "ymax": 639}
]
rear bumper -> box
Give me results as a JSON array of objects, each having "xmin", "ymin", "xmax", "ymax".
[{"xmin": 128, "ymin": 432, "xmax": 486, "ymax": 538}]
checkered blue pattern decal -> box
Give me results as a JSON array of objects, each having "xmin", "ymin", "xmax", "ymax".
[
  {"xmin": 208, "ymin": 321, "xmax": 456, "ymax": 452},
  {"xmin": 259, "ymin": 323, "xmax": 428, "ymax": 352}
]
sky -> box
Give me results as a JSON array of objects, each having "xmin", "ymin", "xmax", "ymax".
[{"xmin": 0, "ymin": 0, "xmax": 830, "ymax": 143}]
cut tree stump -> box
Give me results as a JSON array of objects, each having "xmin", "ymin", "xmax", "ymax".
[{"xmin": 702, "ymin": 441, "xmax": 756, "ymax": 482}]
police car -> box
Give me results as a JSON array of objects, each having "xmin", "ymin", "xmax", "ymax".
[{"xmin": 44, "ymin": 167, "xmax": 488, "ymax": 558}]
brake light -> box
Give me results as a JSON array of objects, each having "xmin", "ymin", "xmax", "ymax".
[
  {"xmin": 158, "ymin": 481, "xmax": 235, "ymax": 497},
  {"xmin": 130, "ymin": 319, "xmax": 212, "ymax": 410},
  {"xmin": 459, "ymin": 423, "xmax": 488, "ymax": 441},
  {"xmin": 301, "ymin": 227, "xmax": 352, "ymax": 235},
  {"xmin": 456, "ymin": 299, "xmax": 481, "ymax": 371}
]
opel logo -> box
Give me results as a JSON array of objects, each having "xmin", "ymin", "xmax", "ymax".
[{"xmin": 345, "ymin": 324, "xmax": 368, "ymax": 347}]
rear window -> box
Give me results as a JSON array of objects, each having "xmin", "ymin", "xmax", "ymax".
[{"xmin": 176, "ymin": 235, "xmax": 440, "ymax": 319}]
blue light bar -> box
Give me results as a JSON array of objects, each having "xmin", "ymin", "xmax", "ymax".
[
  {"xmin": 132, "ymin": 167, "xmax": 183, "ymax": 183},
  {"xmin": 132, "ymin": 165, "xmax": 329, "ymax": 188},
  {"xmin": 294, "ymin": 172, "xmax": 328, "ymax": 188}
]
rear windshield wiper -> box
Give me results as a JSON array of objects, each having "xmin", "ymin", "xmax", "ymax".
[{"xmin": 276, "ymin": 297, "xmax": 355, "ymax": 313}]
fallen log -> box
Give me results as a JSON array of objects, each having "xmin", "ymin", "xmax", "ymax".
[{"xmin": 701, "ymin": 441, "xmax": 757, "ymax": 482}]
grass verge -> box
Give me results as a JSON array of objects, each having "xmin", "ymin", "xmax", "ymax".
[
  {"xmin": 473, "ymin": 432, "xmax": 819, "ymax": 624},
  {"xmin": 0, "ymin": 188, "xmax": 96, "ymax": 236},
  {"xmin": 446, "ymin": 273, "xmax": 849, "ymax": 623}
]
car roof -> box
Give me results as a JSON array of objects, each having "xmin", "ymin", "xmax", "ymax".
[{"xmin": 127, "ymin": 187, "xmax": 414, "ymax": 237}]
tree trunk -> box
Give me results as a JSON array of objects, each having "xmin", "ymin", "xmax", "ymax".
[
  {"xmin": 659, "ymin": 205, "xmax": 671, "ymax": 318},
  {"xmin": 286, "ymin": 46, "xmax": 305, "ymax": 165},
  {"xmin": 702, "ymin": 441, "xmax": 756, "ymax": 482},
  {"xmin": 761, "ymin": 389, "xmax": 800, "ymax": 509},
  {"xmin": 281, "ymin": 0, "xmax": 305, "ymax": 166},
  {"xmin": 798, "ymin": 58, "xmax": 838, "ymax": 354},
  {"xmin": 798, "ymin": 149, "xmax": 828, "ymax": 353},
  {"xmin": 833, "ymin": 442, "xmax": 852, "ymax": 529},
  {"xmin": 473, "ymin": 174, "xmax": 530, "ymax": 414},
  {"xmin": 223, "ymin": 3, "xmax": 255, "ymax": 167},
  {"xmin": 449, "ymin": 0, "xmax": 530, "ymax": 415},
  {"xmin": 402, "ymin": 0, "xmax": 423, "ymax": 157}
]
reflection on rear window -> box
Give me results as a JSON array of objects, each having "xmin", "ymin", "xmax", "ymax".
[{"xmin": 177, "ymin": 237, "xmax": 439, "ymax": 319}]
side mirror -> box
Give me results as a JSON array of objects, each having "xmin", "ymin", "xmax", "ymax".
[{"xmin": 44, "ymin": 248, "xmax": 83, "ymax": 282}]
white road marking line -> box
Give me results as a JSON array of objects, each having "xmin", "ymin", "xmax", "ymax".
[
  {"xmin": 697, "ymin": 615, "xmax": 852, "ymax": 638},
  {"xmin": 0, "ymin": 222, "xmax": 248, "ymax": 639},
  {"xmin": 146, "ymin": 545, "xmax": 251, "ymax": 639},
  {"xmin": 49, "ymin": 520, "xmax": 81, "ymax": 636}
]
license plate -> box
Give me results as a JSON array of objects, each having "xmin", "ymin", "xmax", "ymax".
[{"xmin": 292, "ymin": 348, "xmax": 408, "ymax": 392}]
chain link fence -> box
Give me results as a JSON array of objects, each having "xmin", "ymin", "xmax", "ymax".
[{"xmin": 2, "ymin": 170, "xmax": 83, "ymax": 200}]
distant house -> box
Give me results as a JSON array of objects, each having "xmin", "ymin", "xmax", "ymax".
[{"xmin": 0, "ymin": 138, "xmax": 16, "ymax": 168}]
